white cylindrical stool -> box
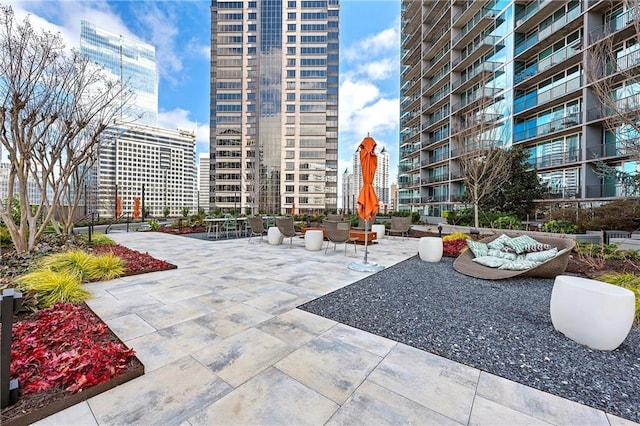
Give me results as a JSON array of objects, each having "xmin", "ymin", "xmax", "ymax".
[
  {"xmin": 371, "ymin": 224, "xmax": 386, "ymax": 241},
  {"xmin": 267, "ymin": 227, "xmax": 283, "ymax": 245},
  {"xmin": 550, "ymin": 275, "xmax": 635, "ymax": 350},
  {"xmin": 419, "ymin": 237, "xmax": 443, "ymax": 262},
  {"xmin": 305, "ymin": 230, "xmax": 324, "ymax": 251}
]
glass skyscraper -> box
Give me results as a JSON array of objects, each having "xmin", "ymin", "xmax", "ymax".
[
  {"xmin": 210, "ymin": 0, "xmax": 339, "ymax": 215},
  {"xmin": 400, "ymin": 1, "xmax": 639, "ymax": 217},
  {"xmin": 80, "ymin": 20, "xmax": 158, "ymax": 127}
]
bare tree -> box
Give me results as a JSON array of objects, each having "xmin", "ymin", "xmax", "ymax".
[
  {"xmin": 585, "ymin": 0, "xmax": 640, "ymax": 194},
  {"xmin": 452, "ymin": 99, "xmax": 511, "ymax": 229},
  {"xmin": 0, "ymin": 6, "xmax": 134, "ymax": 253}
]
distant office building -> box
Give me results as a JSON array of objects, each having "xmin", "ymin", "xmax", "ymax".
[
  {"xmin": 341, "ymin": 168, "xmax": 356, "ymax": 213},
  {"xmin": 95, "ymin": 123, "xmax": 196, "ymax": 218},
  {"xmin": 80, "ymin": 20, "xmax": 158, "ymax": 127},
  {"xmin": 400, "ymin": 1, "xmax": 640, "ymax": 216},
  {"xmin": 210, "ymin": 0, "xmax": 340, "ymax": 215},
  {"xmin": 198, "ymin": 153, "xmax": 211, "ymax": 212},
  {"xmin": 352, "ymin": 145, "xmax": 391, "ymax": 205}
]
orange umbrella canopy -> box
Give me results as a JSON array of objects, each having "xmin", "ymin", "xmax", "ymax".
[{"xmin": 357, "ymin": 136, "xmax": 380, "ymax": 221}]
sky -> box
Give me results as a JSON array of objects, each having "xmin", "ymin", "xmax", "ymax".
[{"xmin": 10, "ymin": 0, "xmax": 401, "ymax": 183}]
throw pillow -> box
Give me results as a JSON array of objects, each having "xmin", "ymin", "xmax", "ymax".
[
  {"xmin": 466, "ymin": 240, "xmax": 489, "ymax": 258},
  {"xmin": 524, "ymin": 247, "xmax": 558, "ymax": 262},
  {"xmin": 503, "ymin": 235, "xmax": 540, "ymax": 254},
  {"xmin": 498, "ymin": 259, "xmax": 541, "ymax": 270},
  {"xmin": 487, "ymin": 248, "xmax": 517, "ymax": 261},
  {"xmin": 472, "ymin": 256, "xmax": 508, "ymax": 268},
  {"xmin": 523, "ymin": 243, "xmax": 552, "ymax": 252},
  {"xmin": 487, "ymin": 234, "xmax": 512, "ymax": 250}
]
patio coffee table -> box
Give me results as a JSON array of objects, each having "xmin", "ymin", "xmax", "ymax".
[{"xmin": 349, "ymin": 230, "xmax": 377, "ymax": 244}]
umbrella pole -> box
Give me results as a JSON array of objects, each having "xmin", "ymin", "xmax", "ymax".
[
  {"xmin": 363, "ymin": 219, "xmax": 369, "ymax": 264},
  {"xmin": 348, "ymin": 217, "xmax": 384, "ymax": 272}
]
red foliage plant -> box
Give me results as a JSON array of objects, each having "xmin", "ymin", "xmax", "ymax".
[
  {"xmin": 443, "ymin": 239, "xmax": 468, "ymax": 257},
  {"xmin": 9, "ymin": 303, "xmax": 135, "ymax": 394},
  {"xmin": 91, "ymin": 244, "xmax": 176, "ymax": 275}
]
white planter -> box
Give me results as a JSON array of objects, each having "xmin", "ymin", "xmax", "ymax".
[
  {"xmin": 371, "ymin": 224, "xmax": 386, "ymax": 241},
  {"xmin": 304, "ymin": 230, "xmax": 324, "ymax": 251},
  {"xmin": 267, "ymin": 227, "xmax": 283, "ymax": 245},
  {"xmin": 419, "ymin": 237, "xmax": 443, "ymax": 262},
  {"xmin": 550, "ymin": 275, "xmax": 635, "ymax": 350}
]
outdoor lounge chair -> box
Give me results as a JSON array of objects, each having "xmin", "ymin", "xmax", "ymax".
[
  {"xmin": 324, "ymin": 220, "xmax": 357, "ymax": 255},
  {"xmin": 276, "ymin": 217, "xmax": 298, "ymax": 247},
  {"xmin": 246, "ymin": 216, "xmax": 266, "ymax": 243},
  {"xmin": 453, "ymin": 233, "xmax": 576, "ymax": 280},
  {"xmin": 388, "ymin": 216, "xmax": 412, "ymax": 239}
]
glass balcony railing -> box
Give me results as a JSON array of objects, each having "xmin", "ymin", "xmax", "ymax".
[
  {"xmin": 513, "ymin": 112, "xmax": 582, "ymax": 142},
  {"xmin": 514, "ymin": 0, "xmax": 551, "ymax": 26},
  {"xmin": 515, "ymin": 5, "xmax": 581, "ymax": 56},
  {"xmin": 532, "ymin": 149, "xmax": 581, "ymax": 169},
  {"xmin": 514, "ymin": 40, "xmax": 582, "ymax": 84},
  {"xmin": 514, "ymin": 75, "xmax": 581, "ymax": 113}
]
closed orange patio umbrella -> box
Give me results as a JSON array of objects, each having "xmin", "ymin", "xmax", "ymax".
[{"xmin": 349, "ymin": 135, "xmax": 384, "ymax": 272}]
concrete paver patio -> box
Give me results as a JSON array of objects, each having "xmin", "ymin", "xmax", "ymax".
[{"xmin": 35, "ymin": 232, "xmax": 638, "ymax": 425}]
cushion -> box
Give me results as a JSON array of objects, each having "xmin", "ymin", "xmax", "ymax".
[
  {"xmin": 503, "ymin": 235, "xmax": 540, "ymax": 254},
  {"xmin": 487, "ymin": 248, "xmax": 517, "ymax": 261},
  {"xmin": 498, "ymin": 259, "xmax": 541, "ymax": 270},
  {"xmin": 487, "ymin": 234, "xmax": 512, "ymax": 250},
  {"xmin": 466, "ymin": 240, "xmax": 489, "ymax": 258},
  {"xmin": 524, "ymin": 247, "xmax": 558, "ymax": 262},
  {"xmin": 501, "ymin": 246, "xmax": 517, "ymax": 254},
  {"xmin": 523, "ymin": 243, "xmax": 552, "ymax": 252},
  {"xmin": 472, "ymin": 256, "xmax": 509, "ymax": 268}
]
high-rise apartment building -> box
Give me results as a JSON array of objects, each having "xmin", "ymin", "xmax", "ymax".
[
  {"xmin": 341, "ymin": 168, "xmax": 355, "ymax": 212},
  {"xmin": 198, "ymin": 153, "xmax": 211, "ymax": 211},
  {"xmin": 210, "ymin": 0, "xmax": 339, "ymax": 215},
  {"xmin": 96, "ymin": 123, "xmax": 196, "ymax": 218},
  {"xmin": 80, "ymin": 20, "xmax": 158, "ymax": 127},
  {"xmin": 352, "ymin": 145, "xmax": 390, "ymax": 205},
  {"xmin": 400, "ymin": 1, "xmax": 639, "ymax": 217}
]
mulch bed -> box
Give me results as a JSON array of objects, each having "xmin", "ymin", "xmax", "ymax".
[{"xmin": 1, "ymin": 243, "xmax": 176, "ymax": 425}]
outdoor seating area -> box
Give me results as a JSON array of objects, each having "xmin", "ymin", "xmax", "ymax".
[
  {"xmin": 44, "ymin": 231, "xmax": 638, "ymax": 425},
  {"xmin": 453, "ymin": 233, "xmax": 576, "ymax": 280}
]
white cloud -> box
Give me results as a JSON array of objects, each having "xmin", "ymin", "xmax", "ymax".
[
  {"xmin": 158, "ymin": 108, "xmax": 209, "ymax": 153},
  {"xmin": 355, "ymin": 57, "xmax": 396, "ymax": 81},
  {"xmin": 343, "ymin": 25, "xmax": 399, "ymax": 62}
]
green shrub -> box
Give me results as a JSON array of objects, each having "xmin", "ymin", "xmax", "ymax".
[
  {"xmin": 0, "ymin": 225, "xmax": 12, "ymax": 246},
  {"xmin": 77, "ymin": 232, "xmax": 115, "ymax": 246},
  {"xmin": 15, "ymin": 269, "xmax": 90, "ymax": 308},
  {"xmin": 38, "ymin": 250, "xmax": 96, "ymax": 280},
  {"xmin": 492, "ymin": 215, "xmax": 523, "ymax": 230},
  {"xmin": 541, "ymin": 219, "xmax": 577, "ymax": 234},
  {"xmin": 597, "ymin": 273, "xmax": 640, "ymax": 324},
  {"xmin": 88, "ymin": 253, "xmax": 126, "ymax": 281},
  {"xmin": 148, "ymin": 219, "xmax": 161, "ymax": 231}
]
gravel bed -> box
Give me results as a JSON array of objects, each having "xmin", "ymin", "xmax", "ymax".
[{"xmin": 298, "ymin": 256, "xmax": 640, "ymax": 423}]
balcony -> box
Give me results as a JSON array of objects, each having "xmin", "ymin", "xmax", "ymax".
[
  {"xmin": 452, "ymin": 6, "xmax": 501, "ymax": 49},
  {"xmin": 421, "ymin": 132, "xmax": 449, "ymax": 149},
  {"xmin": 513, "ymin": 112, "xmax": 582, "ymax": 142},
  {"xmin": 514, "ymin": 0, "xmax": 555, "ymax": 32},
  {"xmin": 532, "ymin": 149, "xmax": 581, "ymax": 169},
  {"xmin": 514, "ymin": 40, "xmax": 582, "ymax": 86},
  {"xmin": 542, "ymin": 185, "xmax": 581, "ymax": 199},
  {"xmin": 589, "ymin": 7, "xmax": 640, "ymax": 44},
  {"xmin": 586, "ymin": 183, "xmax": 640, "ymax": 198},
  {"xmin": 515, "ymin": 5, "xmax": 582, "ymax": 58},
  {"xmin": 586, "ymin": 140, "xmax": 637, "ymax": 159},
  {"xmin": 514, "ymin": 75, "xmax": 581, "ymax": 114},
  {"xmin": 452, "ymin": 0, "xmax": 484, "ymax": 27},
  {"xmin": 423, "ymin": 66, "xmax": 450, "ymax": 96},
  {"xmin": 452, "ymin": 61, "xmax": 500, "ymax": 92},
  {"xmin": 423, "ymin": 42, "xmax": 451, "ymax": 79},
  {"xmin": 423, "ymin": 106, "xmax": 450, "ymax": 130},
  {"xmin": 452, "ymin": 35, "xmax": 501, "ymax": 70},
  {"xmin": 453, "ymin": 87, "xmax": 503, "ymax": 113}
]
